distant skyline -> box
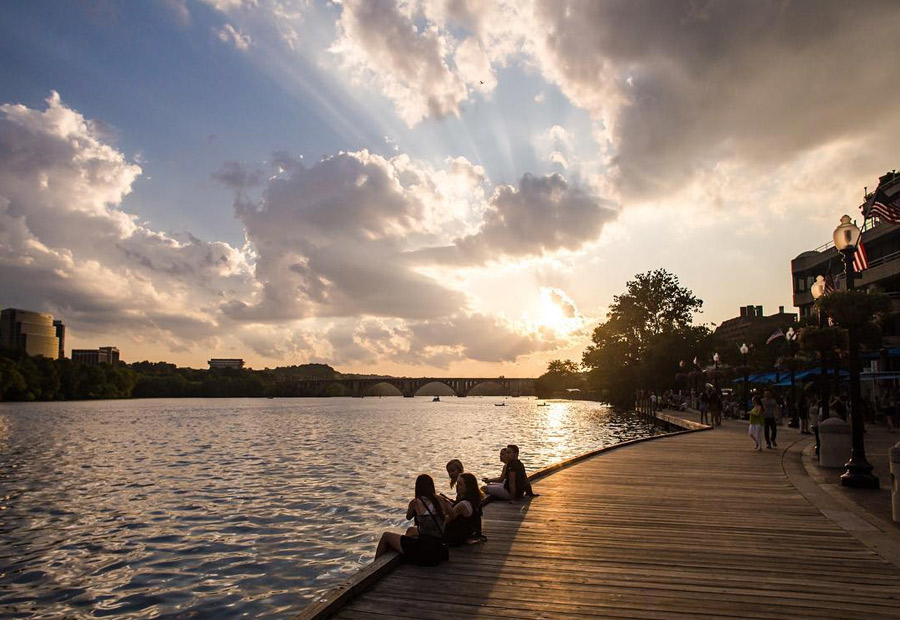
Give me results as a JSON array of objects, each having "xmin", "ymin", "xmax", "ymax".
[{"xmin": 1, "ymin": 1, "xmax": 899, "ymax": 374}]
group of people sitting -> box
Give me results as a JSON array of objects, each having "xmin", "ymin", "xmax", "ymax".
[{"xmin": 375, "ymin": 444, "xmax": 538, "ymax": 566}]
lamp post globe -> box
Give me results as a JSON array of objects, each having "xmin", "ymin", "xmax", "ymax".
[
  {"xmin": 811, "ymin": 275, "xmax": 826, "ymax": 300},
  {"xmin": 831, "ymin": 217, "xmax": 878, "ymax": 489},
  {"xmin": 739, "ymin": 343, "xmax": 749, "ymax": 413},
  {"xmin": 833, "ymin": 214, "xmax": 861, "ymax": 251}
]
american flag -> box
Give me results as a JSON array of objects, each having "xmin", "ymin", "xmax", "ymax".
[
  {"xmin": 853, "ymin": 238, "xmax": 869, "ymax": 272},
  {"xmin": 824, "ymin": 273, "xmax": 836, "ymax": 295},
  {"xmin": 862, "ymin": 171, "xmax": 900, "ymax": 224}
]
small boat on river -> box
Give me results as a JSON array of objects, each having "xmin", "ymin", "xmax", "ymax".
[{"xmin": 432, "ymin": 396, "xmax": 440, "ymax": 402}]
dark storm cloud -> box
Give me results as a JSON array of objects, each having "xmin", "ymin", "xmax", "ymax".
[{"xmin": 534, "ymin": 0, "xmax": 900, "ymax": 198}]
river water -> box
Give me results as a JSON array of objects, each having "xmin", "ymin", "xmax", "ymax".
[{"xmin": 0, "ymin": 397, "xmax": 664, "ymax": 619}]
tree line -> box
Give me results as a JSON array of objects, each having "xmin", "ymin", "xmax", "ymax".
[
  {"xmin": 535, "ymin": 268, "xmax": 894, "ymax": 408},
  {"xmin": 0, "ymin": 351, "xmax": 341, "ymax": 401}
]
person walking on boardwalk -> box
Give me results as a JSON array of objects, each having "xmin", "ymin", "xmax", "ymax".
[
  {"xmin": 748, "ymin": 396, "xmax": 765, "ymax": 450},
  {"xmin": 375, "ymin": 474, "xmax": 449, "ymax": 565},
  {"xmin": 698, "ymin": 389, "xmax": 709, "ymax": 425},
  {"xmin": 761, "ymin": 389, "xmax": 779, "ymax": 448},
  {"xmin": 708, "ymin": 389, "xmax": 722, "ymax": 427}
]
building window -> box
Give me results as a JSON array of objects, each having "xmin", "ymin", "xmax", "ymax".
[{"xmin": 795, "ymin": 276, "xmax": 807, "ymax": 292}]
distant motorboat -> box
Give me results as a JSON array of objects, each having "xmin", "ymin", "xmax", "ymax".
[
  {"xmin": 432, "ymin": 396, "xmax": 441, "ymax": 402},
  {"xmin": 494, "ymin": 403, "xmax": 505, "ymax": 406},
  {"xmin": 537, "ymin": 403, "xmax": 548, "ymax": 407}
]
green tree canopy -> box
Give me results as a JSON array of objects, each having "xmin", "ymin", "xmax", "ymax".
[{"xmin": 582, "ymin": 269, "xmax": 709, "ymax": 407}]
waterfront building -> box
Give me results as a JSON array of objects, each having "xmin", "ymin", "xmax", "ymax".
[
  {"xmin": 714, "ymin": 304, "xmax": 797, "ymax": 344},
  {"xmin": 791, "ymin": 219, "xmax": 900, "ymax": 346},
  {"xmin": 53, "ymin": 320, "xmax": 66, "ymax": 359},
  {"xmin": 209, "ymin": 358, "xmax": 245, "ymax": 369},
  {"xmin": 72, "ymin": 346, "xmax": 120, "ymax": 365},
  {"xmin": 0, "ymin": 308, "xmax": 61, "ymax": 358}
]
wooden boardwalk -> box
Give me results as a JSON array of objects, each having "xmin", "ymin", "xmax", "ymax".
[{"xmin": 313, "ymin": 418, "xmax": 900, "ymax": 619}]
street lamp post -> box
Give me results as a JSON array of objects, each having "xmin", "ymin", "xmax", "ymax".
[
  {"xmin": 740, "ymin": 343, "xmax": 749, "ymax": 413},
  {"xmin": 832, "ymin": 215, "xmax": 878, "ymax": 488},
  {"xmin": 713, "ymin": 352, "xmax": 720, "ymax": 391},
  {"xmin": 810, "ymin": 275, "xmax": 829, "ymax": 457},
  {"xmin": 786, "ymin": 327, "xmax": 798, "ymax": 427}
]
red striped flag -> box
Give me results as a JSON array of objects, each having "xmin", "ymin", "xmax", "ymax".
[
  {"xmin": 824, "ymin": 274, "xmax": 835, "ymax": 295},
  {"xmin": 862, "ymin": 171, "xmax": 900, "ymax": 223},
  {"xmin": 853, "ymin": 239, "xmax": 869, "ymax": 272}
]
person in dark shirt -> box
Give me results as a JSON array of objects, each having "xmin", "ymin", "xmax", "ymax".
[{"xmin": 504, "ymin": 444, "xmax": 538, "ymax": 502}]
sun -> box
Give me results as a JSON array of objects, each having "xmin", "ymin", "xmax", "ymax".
[{"xmin": 536, "ymin": 288, "xmax": 577, "ymax": 335}]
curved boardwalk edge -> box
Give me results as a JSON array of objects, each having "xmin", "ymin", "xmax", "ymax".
[{"xmin": 290, "ymin": 410, "xmax": 705, "ymax": 620}]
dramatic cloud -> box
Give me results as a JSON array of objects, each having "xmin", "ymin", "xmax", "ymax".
[
  {"xmin": 0, "ymin": 93, "xmax": 253, "ymax": 348},
  {"xmin": 0, "ymin": 94, "xmax": 605, "ymax": 369},
  {"xmin": 416, "ymin": 172, "xmax": 617, "ymax": 265},
  {"xmin": 330, "ymin": 0, "xmax": 470, "ymax": 126},
  {"xmin": 316, "ymin": 0, "xmax": 900, "ymax": 200},
  {"xmin": 528, "ymin": 0, "xmax": 900, "ymax": 198}
]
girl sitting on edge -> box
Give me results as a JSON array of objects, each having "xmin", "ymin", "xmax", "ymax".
[
  {"xmin": 375, "ymin": 474, "xmax": 449, "ymax": 565},
  {"xmin": 445, "ymin": 459, "xmax": 464, "ymax": 501},
  {"xmin": 481, "ymin": 447, "xmax": 509, "ymax": 498},
  {"xmin": 444, "ymin": 472, "xmax": 485, "ymax": 545}
]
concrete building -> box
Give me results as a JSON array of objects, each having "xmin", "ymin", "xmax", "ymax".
[
  {"xmin": 208, "ymin": 358, "xmax": 245, "ymax": 369},
  {"xmin": 0, "ymin": 308, "xmax": 61, "ymax": 358},
  {"xmin": 791, "ymin": 219, "xmax": 900, "ymax": 345},
  {"xmin": 53, "ymin": 320, "xmax": 66, "ymax": 359},
  {"xmin": 72, "ymin": 346, "xmax": 120, "ymax": 365},
  {"xmin": 715, "ymin": 305, "xmax": 797, "ymax": 345}
]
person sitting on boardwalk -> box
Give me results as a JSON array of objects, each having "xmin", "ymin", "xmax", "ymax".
[
  {"xmin": 482, "ymin": 447, "xmax": 509, "ymax": 498},
  {"xmin": 504, "ymin": 444, "xmax": 537, "ymax": 502},
  {"xmin": 375, "ymin": 474, "xmax": 449, "ymax": 566},
  {"xmin": 748, "ymin": 396, "xmax": 764, "ymax": 451},
  {"xmin": 443, "ymin": 473, "xmax": 485, "ymax": 545},
  {"xmin": 445, "ymin": 459, "xmax": 464, "ymax": 500}
]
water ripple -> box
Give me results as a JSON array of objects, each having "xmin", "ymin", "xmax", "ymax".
[{"xmin": 0, "ymin": 397, "xmax": 662, "ymax": 619}]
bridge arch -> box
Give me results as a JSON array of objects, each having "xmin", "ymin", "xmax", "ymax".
[
  {"xmin": 360, "ymin": 381, "xmax": 404, "ymax": 397},
  {"xmin": 411, "ymin": 381, "xmax": 459, "ymax": 397},
  {"xmin": 465, "ymin": 380, "xmax": 509, "ymax": 397}
]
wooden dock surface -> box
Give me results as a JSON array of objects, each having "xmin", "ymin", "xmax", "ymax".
[{"xmin": 320, "ymin": 418, "xmax": 900, "ymax": 619}]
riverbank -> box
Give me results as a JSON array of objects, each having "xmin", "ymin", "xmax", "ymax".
[{"xmin": 294, "ymin": 411, "xmax": 900, "ymax": 620}]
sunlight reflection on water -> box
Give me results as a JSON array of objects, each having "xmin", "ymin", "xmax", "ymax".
[{"xmin": 0, "ymin": 397, "xmax": 663, "ymax": 619}]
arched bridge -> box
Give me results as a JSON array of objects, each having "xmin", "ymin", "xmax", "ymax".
[{"xmin": 292, "ymin": 377, "xmax": 535, "ymax": 398}]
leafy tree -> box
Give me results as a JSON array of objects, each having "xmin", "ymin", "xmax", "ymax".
[
  {"xmin": 535, "ymin": 359, "xmax": 584, "ymax": 398},
  {"xmin": 582, "ymin": 269, "xmax": 709, "ymax": 407}
]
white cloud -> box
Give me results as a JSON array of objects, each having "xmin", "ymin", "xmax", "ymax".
[
  {"xmin": 216, "ymin": 23, "xmax": 252, "ymax": 51},
  {"xmin": 330, "ymin": 0, "xmax": 470, "ymax": 126},
  {"xmin": 0, "ymin": 93, "xmax": 254, "ymax": 352},
  {"xmin": 415, "ymin": 172, "xmax": 617, "ymax": 265}
]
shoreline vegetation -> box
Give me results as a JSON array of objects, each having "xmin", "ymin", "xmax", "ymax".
[{"xmin": 0, "ymin": 355, "xmax": 522, "ymax": 402}]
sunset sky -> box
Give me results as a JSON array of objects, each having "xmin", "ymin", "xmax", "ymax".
[{"xmin": 1, "ymin": 1, "xmax": 899, "ymax": 375}]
